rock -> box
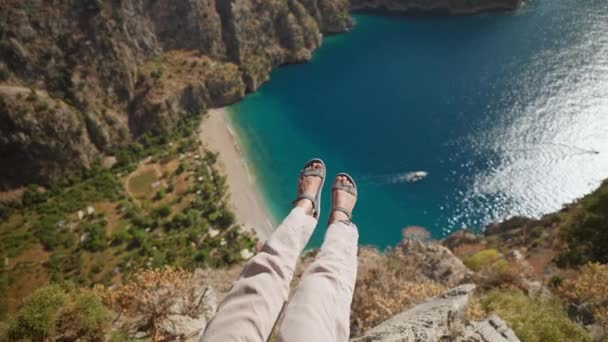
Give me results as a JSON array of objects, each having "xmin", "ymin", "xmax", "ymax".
[
  {"xmin": 397, "ymin": 240, "xmax": 473, "ymax": 286},
  {"xmin": 351, "ymin": 284, "xmax": 476, "ymax": 341},
  {"xmin": 80, "ymin": 232, "xmax": 89, "ymax": 243},
  {"xmin": 443, "ymin": 228, "xmax": 482, "ymax": 251},
  {"xmin": 156, "ymin": 270, "xmax": 217, "ymax": 341},
  {"xmin": 585, "ymin": 323, "xmax": 608, "ymax": 342},
  {"xmin": 506, "ymin": 249, "xmax": 525, "ymax": 262},
  {"xmin": 159, "ymin": 315, "xmax": 207, "ymax": 341},
  {"xmin": 133, "ymin": 331, "xmax": 147, "ymax": 339},
  {"xmin": 240, "ymin": 249, "xmax": 254, "ymax": 260},
  {"xmin": 86, "ymin": 206, "xmax": 95, "ymax": 216},
  {"xmin": 77, "ymin": 210, "xmax": 84, "ymax": 220},
  {"xmin": 485, "ymin": 216, "xmax": 534, "ymax": 237},
  {"xmin": 351, "ymin": 285, "xmax": 520, "ymax": 342},
  {"xmin": 461, "ymin": 315, "xmax": 521, "ymax": 342},
  {"xmin": 151, "ymin": 181, "xmax": 162, "ymax": 189},
  {"xmin": 209, "ymin": 229, "xmax": 219, "ymax": 238},
  {"xmin": 0, "ymin": 0, "xmax": 352, "ymax": 189},
  {"xmin": 101, "ymin": 156, "xmax": 117, "ymax": 169},
  {"xmin": 567, "ymin": 302, "xmax": 597, "ymax": 326}
]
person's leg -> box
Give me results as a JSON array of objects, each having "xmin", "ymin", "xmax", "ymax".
[
  {"xmin": 202, "ymin": 161, "xmax": 324, "ymax": 342},
  {"xmin": 278, "ymin": 175, "xmax": 358, "ymax": 342}
]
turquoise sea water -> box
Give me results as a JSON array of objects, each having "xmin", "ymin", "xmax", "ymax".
[{"xmin": 229, "ymin": 0, "xmax": 608, "ymax": 248}]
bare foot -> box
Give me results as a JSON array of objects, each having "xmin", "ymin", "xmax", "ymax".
[
  {"xmin": 295, "ymin": 161, "xmax": 324, "ymax": 216},
  {"xmin": 329, "ymin": 175, "xmax": 357, "ymax": 224}
]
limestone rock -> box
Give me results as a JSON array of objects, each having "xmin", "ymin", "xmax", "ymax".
[
  {"xmin": 352, "ymin": 285, "xmax": 520, "ymax": 342},
  {"xmin": 0, "ymin": 0, "xmax": 352, "ymax": 189},
  {"xmin": 156, "ymin": 278, "xmax": 217, "ymax": 341},
  {"xmin": 443, "ymin": 228, "xmax": 482, "ymax": 252},
  {"xmin": 461, "ymin": 315, "xmax": 520, "ymax": 342},
  {"xmin": 351, "ymin": 284, "xmax": 476, "ymax": 342},
  {"xmin": 397, "ymin": 240, "xmax": 473, "ymax": 286}
]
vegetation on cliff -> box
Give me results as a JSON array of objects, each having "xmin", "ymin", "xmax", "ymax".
[{"xmin": 0, "ymin": 112, "xmax": 256, "ymax": 321}]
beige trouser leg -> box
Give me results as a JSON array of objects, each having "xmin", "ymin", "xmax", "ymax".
[
  {"xmin": 278, "ymin": 221, "xmax": 359, "ymax": 342},
  {"xmin": 202, "ymin": 207, "xmax": 317, "ymax": 342}
]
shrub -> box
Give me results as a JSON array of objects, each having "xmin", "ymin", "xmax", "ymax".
[
  {"xmin": 153, "ymin": 188, "xmax": 166, "ymax": 201},
  {"xmin": 153, "ymin": 205, "xmax": 171, "ymax": 218},
  {"xmin": 481, "ymin": 288, "xmax": 591, "ymax": 342},
  {"xmin": 99, "ymin": 267, "xmax": 213, "ymax": 340},
  {"xmin": 8, "ymin": 284, "xmax": 66, "ymax": 340},
  {"xmin": 8, "ymin": 284, "xmax": 110, "ymax": 341},
  {"xmin": 33, "ymin": 215, "xmax": 73, "ymax": 251},
  {"xmin": 463, "ymin": 249, "xmax": 501, "ymax": 272},
  {"xmin": 81, "ymin": 223, "xmax": 107, "ymax": 252},
  {"xmin": 111, "ymin": 227, "xmax": 131, "ymax": 245},
  {"xmin": 558, "ymin": 263, "xmax": 608, "ymax": 329},
  {"xmin": 557, "ymin": 182, "xmax": 608, "ymax": 266},
  {"xmin": 0, "ymin": 204, "xmax": 10, "ymax": 221},
  {"xmin": 22, "ymin": 184, "xmax": 48, "ymax": 206}
]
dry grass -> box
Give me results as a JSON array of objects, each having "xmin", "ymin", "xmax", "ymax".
[
  {"xmin": 127, "ymin": 168, "xmax": 158, "ymax": 198},
  {"xmin": 98, "ymin": 267, "xmax": 214, "ymax": 341},
  {"xmin": 465, "ymin": 296, "xmax": 486, "ymax": 321},
  {"xmin": 558, "ymin": 263, "xmax": 608, "ymax": 329},
  {"xmin": 350, "ymin": 250, "xmax": 445, "ymax": 336}
]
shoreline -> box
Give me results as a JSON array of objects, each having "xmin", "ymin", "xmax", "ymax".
[{"xmin": 199, "ymin": 108, "xmax": 274, "ymax": 241}]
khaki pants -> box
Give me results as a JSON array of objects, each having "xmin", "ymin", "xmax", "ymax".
[{"xmin": 202, "ymin": 207, "xmax": 359, "ymax": 342}]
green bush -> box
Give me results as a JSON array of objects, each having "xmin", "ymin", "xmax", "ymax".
[
  {"xmin": 44, "ymin": 252, "xmax": 83, "ymax": 282},
  {"xmin": 8, "ymin": 284, "xmax": 67, "ymax": 340},
  {"xmin": 153, "ymin": 188, "xmax": 166, "ymax": 201},
  {"xmin": 153, "ymin": 205, "xmax": 171, "ymax": 218},
  {"xmin": 111, "ymin": 227, "xmax": 131, "ymax": 245},
  {"xmin": 8, "ymin": 284, "xmax": 110, "ymax": 341},
  {"xmin": 33, "ymin": 215, "xmax": 73, "ymax": 251},
  {"xmin": 481, "ymin": 288, "xmax": 591, "ymax": 342},
  {"xmin": 0, "ymin": 204, "xmax": 10, "ymax": 221},
  {"xmin": 463, "ymin": 249, "xmax": 501, "ymax": 272},
  {"xmin": 557, "ymin": 181, "xmax": 608, "ymax": 266},
  {"xmin": 22, "ymin": 184, "xmax": 48, "ymax": 206},
  {"xmin": 82, "ymin": 223, "xmax": 108, "ymax": 252}
]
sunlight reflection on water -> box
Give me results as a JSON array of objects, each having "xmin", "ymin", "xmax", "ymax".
[{"xmin": 448, "ymin": 7, "xmax": 608, "ymax": 230}]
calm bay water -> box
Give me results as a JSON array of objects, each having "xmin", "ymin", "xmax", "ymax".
[{"xmin": 229, "ymin": 0, "xmax": 608, "ymax": 248}]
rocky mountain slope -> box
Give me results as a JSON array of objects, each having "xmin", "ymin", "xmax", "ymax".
[
  {"xmin": 0, "ymin": 0, "xmax": 351, "ymax": 189},
  {"xmin": 0, "ymin": 0, "xmax": 521, "ymax": 190}
]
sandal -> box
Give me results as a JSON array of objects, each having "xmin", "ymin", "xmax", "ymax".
[
  {"xmin": 330, "ymin": 172, "xmax": 358, "ymax": 221},
  {"xmin": 292, "ymin": 158, "xmax": 326, "ymax": 219}
]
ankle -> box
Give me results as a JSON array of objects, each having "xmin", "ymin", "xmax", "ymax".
[
  {"xmin": 295, "ymin": 198, "xmax": 314, "ymax": 215},
  {"xmin": 328, "ymin": 211, "xmax": 349, "ymax": 225}
]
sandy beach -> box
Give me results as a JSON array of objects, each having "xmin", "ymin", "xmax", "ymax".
[{"xmin": 199, "ymin": 108, "xmax": 274, "ymax": 241}]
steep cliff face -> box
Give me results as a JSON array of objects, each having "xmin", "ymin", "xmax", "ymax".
[
  {"xmin": 350, "ymin": 0, "xmax": 522, "ymax": 14},
  {"xmin": 0, "ymin": 0, "xmax": 352, "ymax": 189}
]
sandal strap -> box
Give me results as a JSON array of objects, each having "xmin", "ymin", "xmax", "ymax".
[
  {"xmin": 301, "ymin": 168, "xmax": 325, "ymax": 178},
  {"xmin": 331, "ymin": 206, "xmax": 352, "ymax": 219},
  {"xmin": 293, "ymin": 194, "xmax": 316, "ymax": 210},
  {"xmin": 333, "ymin": 182, "xmax": 357, "ymax": 197}
]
